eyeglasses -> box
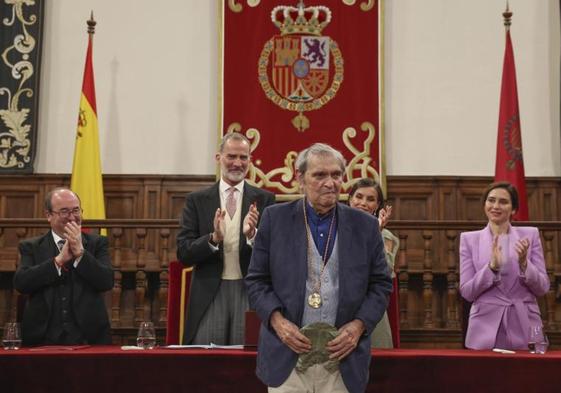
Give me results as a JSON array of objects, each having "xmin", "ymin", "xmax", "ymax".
[{"xmin": 50, "ymin": 208, "xmax": 83, "ymax": 217}]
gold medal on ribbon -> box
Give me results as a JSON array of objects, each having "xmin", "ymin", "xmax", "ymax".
[{"xmin": 308, "ymin": 292, "xmax": 322, "ymax": 309}]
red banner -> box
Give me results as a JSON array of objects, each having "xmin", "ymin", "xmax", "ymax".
[
  {"xmin": 221, "ymin": 0, "xmax": 383, "ymax": 196},
  {"xmin": 494, "ymin": 22, "xmax": 528, "ymax": 220}
]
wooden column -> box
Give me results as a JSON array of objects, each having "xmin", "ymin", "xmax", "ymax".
[
  {"xmin": 398, "ymin": 233, "xmax": 409, "ymax": 328},
  {"xmin": 135, "ymin": 228, "xmax": 148, "ymax": 323},
  {"xmin": 110, "ymin": 228, "xmax": 123, "ymax": 327},
  {"xmin": 445, "ymin": 230, "xmax": 459, "ymax": 329},
  {"xmin": 543, "ymin": 231, "xmax": 556, "ymax": 329},
  {"xmin": 159, "ymin": 228, "xmax": 170, "ymax": 326},
  {"xmin": 422, "ymin": 231, "xmax": 434, "ymax": 328}
]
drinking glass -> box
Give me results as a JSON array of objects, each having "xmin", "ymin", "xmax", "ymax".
[
  {"xmin": 2, "ymin": 322, "xmax": 22, "ymax": 350},
  {"xmin": 535, "ymin": 334, "xmax": 549, "ymax": 355},
  {"xmin": 136, "ymin": 321, "xmax": 156, "ymax": 349},
  {"xmin": 528, "ymin": 325, "xmax": 544, "ymax": 354}
]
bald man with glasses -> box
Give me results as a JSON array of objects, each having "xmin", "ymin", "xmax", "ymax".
[{"xmin": 14, "ymin": 187, "xmax": 114, "ymax": 346}]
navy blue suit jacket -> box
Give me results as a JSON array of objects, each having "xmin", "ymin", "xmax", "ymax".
[{"xmin": 245, "ymin": 200, "xmax": 392, "ymax": 393}]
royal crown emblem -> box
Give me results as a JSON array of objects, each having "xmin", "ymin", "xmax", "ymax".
[{"xmin": 258, "ymin": 1, "xmax": 344, "ymax": 132}]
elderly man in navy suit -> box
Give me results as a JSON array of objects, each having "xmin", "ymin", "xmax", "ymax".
[{"xmin": 246, "ymin": 143, "xmax": 392, "ymax": 393}]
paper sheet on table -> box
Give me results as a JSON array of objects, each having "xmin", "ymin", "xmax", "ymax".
[{"xmin": 163, "ymin": 343, "xmax": 244, "ymax": 350}]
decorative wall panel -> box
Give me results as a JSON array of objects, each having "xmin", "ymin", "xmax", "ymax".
[{"xmin": 0, "ymin": 0, "xmax": 44, "ymax": 173}]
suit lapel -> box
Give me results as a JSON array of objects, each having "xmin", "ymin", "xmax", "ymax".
[
  {"xmin": 293, "ymin": 199, "xmax": 309, "ymax": 324},
  {"xmin": 40, "ymin": 231, "xmax": 59, "ymax": 257},
  {"xmin": 477, "ymin": 225, "xmax": 493, "ymax": 274},
  {"xmin": 239, "ymin": 182, "xmax": 254, "ymax": 247},
  {"xmin": 38, "ymin": 232, "xmax": 57, "ymax": 311},
  {"xmin": 335, "ymin": 203, "xmax": 351, "ymax": 323},
  {"xmin": 204, "ymin": 182, "xmax": 221, "ymax": 233},
  {"xmin": 73, "ymin": 233, "xmax": 89, "ymax": 300},
  {"xmin": 241, "ymin": 182, "xmax": 253, "ymax": 218},
  {"xmin": 502, "ymin": 225, "xmax": 520, "ymax": 293}
]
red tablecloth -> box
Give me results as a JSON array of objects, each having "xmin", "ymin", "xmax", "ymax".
[{"xmin": 1, "ymin": 347, "xmax": 560, "ymax": 393}]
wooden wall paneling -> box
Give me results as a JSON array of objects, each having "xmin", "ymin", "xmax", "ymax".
[
  {"xmin": 397, "ymin": 232, "xmax": 409, "ymax": 328},
  {"xmin": 120, "ymin": 273, "xmax": 136, "ymax": 328},
  {"xmin": 0, "ymin": 174, "xmax": 560, "ymax": 347},
  {"xmin": 432, "ymin": 275, "xmax": 447, "ymax": 328},
  {"xmin": 105, "ymin": 190, "xmax": 140, "ymax": 270},
  {"xmin": 161, "ymin": 188, "xmax": 185, "ymax": 262},
  {"xmin": 542, "ymin": 229, "xmax": 557, "ymax": 330},
  {"xmin": 143, "ymin": 179, "xmax": 161, "ymax": 265},
  {"xmin": 456, "ymin": 185, "xmax": 487, "ymax": 221},
  {"xmin": 536, "ymin": 181, "xmax": 560, "ymax": 301},
  {"xmin": 0, "ymin": 189, "xmax": 41, "ymax": 265},
  {"xmin": 390, "ymin": 180, "xmax": 436, "ymax": 275},
  {"xmin": 443, "ymin": 229, "xmax": 460, "ymax": 329},
  {"xmin": 439, "ymin": 183, "xmax": 456, "ymax": 220},
  {"xmin": 112, "ymin": 270, "xmax": 123, "ymax": 328},
  {"xmin": 407, "ymin": 276, "xmax": 424, "ymax": 327},
  {"xmin": 161, "ymin": 176, "xmax": 216, "ymax": 261},
  {"xmin": 421, "ymin": 230, "xmax": 434, "ymax": 328}
]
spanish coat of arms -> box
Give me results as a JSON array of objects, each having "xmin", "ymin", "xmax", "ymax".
[{"xmin": 258, "ymin": 1, "xmax": 344, "ymax": 132}]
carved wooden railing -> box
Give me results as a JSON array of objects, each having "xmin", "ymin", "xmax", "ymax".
[{"xmin": 1, "ymin": 219, "xmax": 560, "ymax": 347}]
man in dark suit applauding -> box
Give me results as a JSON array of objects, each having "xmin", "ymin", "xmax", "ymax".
[
  {"xmin": 177, "ymin": 132, "xmax": 275, "ymax": 345},
  {"xmin": 14, "ymin": 187, "xmax": 114, "ymax": 346}
]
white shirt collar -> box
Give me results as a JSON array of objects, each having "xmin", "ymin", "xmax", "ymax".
[
  {"xmin": 51, "ymin": 230, "xmax": 64, "ymax": 245},
  {"xmin": 219, "ymin": 178, "xmax": 244, "ymax": 195}
]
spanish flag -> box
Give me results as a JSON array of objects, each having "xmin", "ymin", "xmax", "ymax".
[{"xmin": 71, "ymin": 17, "xmax": 106, "ymax": 234}]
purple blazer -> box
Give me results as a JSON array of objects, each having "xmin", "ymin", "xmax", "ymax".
[{"xmin": 459, "ymin": 224, "xmax": 549, "ymax": 350}]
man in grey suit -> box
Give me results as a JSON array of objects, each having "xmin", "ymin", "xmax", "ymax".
[
  {"xmin": 14, "ymin": 188, "xmax": 113, "ymax": 346},
  {"xmin": 176, "ymin": 132, "xmax": 275, "ymax": 345},
  {"xmin": 245, "ymin": 143, "xmax": 392, "ymax": 393}
]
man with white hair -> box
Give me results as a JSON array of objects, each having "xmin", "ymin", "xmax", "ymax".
[{"xmin": 246, "ymin": 143, "xmax": 392, "ymax": 393}]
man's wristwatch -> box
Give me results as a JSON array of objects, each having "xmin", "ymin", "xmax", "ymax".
[{"xmin": 488, "ymin": 263, "xmax": 500, "ymax": 273}]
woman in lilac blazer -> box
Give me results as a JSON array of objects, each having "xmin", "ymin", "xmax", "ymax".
[{"xmin": 459, "ymin": 182, "xmax": 549, "ymax": 350}]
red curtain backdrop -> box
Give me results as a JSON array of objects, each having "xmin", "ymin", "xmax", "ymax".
[
  {"xmin": 222, "ymin": 0, "xmax": 383, "ymax": 195},
  {"xmin": 494, "ymin": 21, "xmax": 528, "ymax": 220}
]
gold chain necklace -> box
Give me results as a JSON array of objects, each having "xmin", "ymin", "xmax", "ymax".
[{"xmin": 302, "ymin": 198, "xmax": 336, "ymax": 309}]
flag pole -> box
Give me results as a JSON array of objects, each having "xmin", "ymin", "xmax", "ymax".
[
  {"xmin": 87, "ymin": 11, "xmax": 96, "ymax": 35},
  {"xmin": 503, "ymin": 2, "xmax": 512, "ymax": 29}
]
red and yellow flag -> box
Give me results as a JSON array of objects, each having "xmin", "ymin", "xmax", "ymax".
[
  {"xmin": 494, "ymin": 11, "xmax": 528, "ymax": 221},
  {"xmin": 70, "ymin": 29, "xmax": 106, "ymax": 233}
]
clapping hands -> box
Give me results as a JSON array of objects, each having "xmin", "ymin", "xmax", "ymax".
[{"xmin": 378, "ymin": 205, "xmax": 393, "ymax": 230}]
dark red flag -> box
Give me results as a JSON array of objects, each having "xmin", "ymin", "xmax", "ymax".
[{"xmin": 494, "ymin": 22, "xmax": 529, "ymax": 221}]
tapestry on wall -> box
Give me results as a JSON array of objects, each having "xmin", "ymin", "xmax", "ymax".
[
  {"xmin": 221, "ymin": 0, "xmax": 384, "ymax": 197},
  {"xmin": 0, "ymin": 0, "xmax": 44, "ymax": 173}
]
